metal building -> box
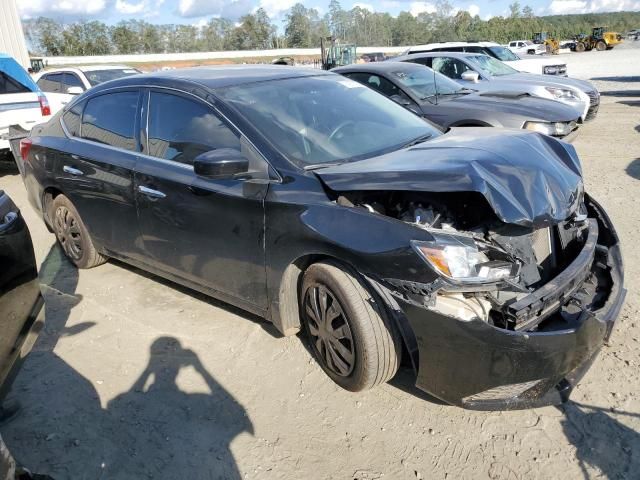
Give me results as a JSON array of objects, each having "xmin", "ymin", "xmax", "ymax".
[{"xmin": 0, "ymin": 0, "xmax": 30, "ymax": 69}]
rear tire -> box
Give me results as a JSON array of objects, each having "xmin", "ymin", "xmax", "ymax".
[
  {"xmin": 51, "ymin": 194, "xmax": 107, "ymax": 269},
  {"xmin": 575, "ymin": 42, "xmax": 585, "ymax": 53},
  {"xmin": 301, "ymin": 261, "xmax": 401, "ymax": 392}
]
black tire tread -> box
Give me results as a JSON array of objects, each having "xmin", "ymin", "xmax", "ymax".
[{"xmin": 302, "ymin": 260, "xmax": 401, "ymax": 391}]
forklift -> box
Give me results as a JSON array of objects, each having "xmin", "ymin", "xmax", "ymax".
[{"xmin": 320, "ymin": 36, "xmax": 357, "ymax": 70}]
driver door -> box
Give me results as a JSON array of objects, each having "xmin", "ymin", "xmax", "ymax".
[{"xmin": 134, "ymin": 89, "xmax": 269, "ymax": 310}]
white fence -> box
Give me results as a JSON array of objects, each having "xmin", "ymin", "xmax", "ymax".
[{"xmin": 43, "ymin": 46, "xmax": 407, "ymax": 66}]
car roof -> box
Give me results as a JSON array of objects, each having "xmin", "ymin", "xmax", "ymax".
[
  {"xmin": 91, "ymin": 65, "xmax": 330, "ymax": 91},
  {"xmin": 334, "ymin": 61, "xmax": 426, "ymax": 75},
  {"xmin": 394, "ymin": 51, "xmax": 484, "ymax": 61},
  {"xmin": 408, "ymin": 41, "xmax": 500, "ymax": 50}
]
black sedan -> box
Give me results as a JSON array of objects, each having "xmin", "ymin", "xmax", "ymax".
[
  {"xmin": 333, "ymin": 62, "xmax": 581, "ymax": 139},
  {"xmin": 18, "ymin": 66, "xmax": 625, "ymax": 409}
]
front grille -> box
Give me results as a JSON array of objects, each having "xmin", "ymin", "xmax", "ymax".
[
  {"xmin": 586, "ymin": 90, "xmax": 600, "ymax": 106},
  {"xmin": 585, "ymin": 104, "xmax": 599, "ymax": 121}
]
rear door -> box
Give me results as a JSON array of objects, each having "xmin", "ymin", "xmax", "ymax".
[
  {"xmin": 134, "ymin": 89, "xmax": 268, "ymax": 309},
  {"xmin": 57, "ymin": 89, "xmax": 142, "ymax": 259},
  {"xmin": 0, "ymin": 191, "xmax": 42, "ymax": 398}
]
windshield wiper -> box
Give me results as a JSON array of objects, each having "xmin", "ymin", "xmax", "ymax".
[
  {"xmin": 401, "ymin": 133, "xmax": 433, "ymax": 149},
  {"xmin": 304, "ymin": 162, "xmax": 345, "ymax": 171}
]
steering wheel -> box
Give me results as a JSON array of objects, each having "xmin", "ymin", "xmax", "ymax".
[{"xmin": 328, "ymin": 120, "xmax": 356, "ymax": 142}]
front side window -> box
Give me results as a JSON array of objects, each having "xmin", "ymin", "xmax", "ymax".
[
  {"xmin": 431, "ymin": 57, "xmax": 472, "ymax": 80},
  {"xmin": 468, "ymin": 55, "xmax": 518, "ymax": 76},
  {"xmin": 81, "ymin": 91, "xmax": 138, "ymax": 151},
  {"xmin": 147, "ymin": 91, "xmax": 240, "ymax": 165},
  {"xmin": 487, "ymin": 46, "xmax": 520, "ymax": 61},
  {"xmin": 218, "ymin": 75, "xmax": 440, "ymax": 167},
  {"xmin": 391, "ymin": 68, "xmax": 467, "ymax": 99},
  {"xmin": 62, "ymin": 73, "xmax": 84, "ymax": 90}
]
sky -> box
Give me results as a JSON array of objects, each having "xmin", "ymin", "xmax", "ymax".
[{"xmin": 17, "ymin": 0, "xmax": 640, "ymax": 27}]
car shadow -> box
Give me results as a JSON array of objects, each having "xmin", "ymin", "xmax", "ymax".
[
  {"xmin": 599, "ymin": 90, "xmax": 640, "ymax": 97},
  {"xmin": 1, "ymin": 245, "xmax": 253, "ymax": 479},
  {"xmin": 591, "ymin": 76, "xmax": 640, "ymax": 82},
  {"xmin": 107, "ymin": 257, "xmax": 283, "ymax": 340},
  {"xmin": 558, "ymin": 401, "xmax": 640, "ymax": 479},
  {"xmin": 626, "ymin": 159, "xmax": 640, "ymax": 180}
]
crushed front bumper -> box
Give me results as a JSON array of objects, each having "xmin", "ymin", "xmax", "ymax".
[{"xmin": 378, "ymin": 198, "xmax": 625, "ymax": 410}]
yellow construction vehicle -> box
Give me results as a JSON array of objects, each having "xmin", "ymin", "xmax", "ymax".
[
  {"xmin": 532, "ymin": 32, "xmax": 560, "ymax": 54},
  {"xmin": 573, "ymin": 27, "xmax": 623, "ymax": 52}
]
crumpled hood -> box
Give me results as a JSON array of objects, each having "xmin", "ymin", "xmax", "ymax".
[{"xmin": 315, "ymin": 128, "xmax": 584, "ymax": 228}]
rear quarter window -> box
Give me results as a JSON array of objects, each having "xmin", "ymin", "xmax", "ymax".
[
  {"xmin": 0, "ymin": 72, "xmax": 30, "ymax": 94},
  {"xmin": 63, "ymin": 101, "xmax": 84, "ymax": 137}
]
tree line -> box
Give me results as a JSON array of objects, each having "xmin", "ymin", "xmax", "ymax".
[{"xmin": 23, "ymin": 0, "xmax": 640, "ymax": 56}]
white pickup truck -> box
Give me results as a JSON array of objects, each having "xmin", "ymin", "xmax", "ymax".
[
  {"xmin": 0, "ymin": 53, "xmax": 50, "ymax": 164},
  {"xmin": 507, "ymin": 40, "xmax": 546, "ymax": 55}
]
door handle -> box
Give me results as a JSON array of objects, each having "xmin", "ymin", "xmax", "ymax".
[
  {"xmin": 138, "ymin": 185, "xmax": 166, "ymax": 199},
  {"xmin": 63, "ymin": 165, "xmax": 83, "ymax": 176}
]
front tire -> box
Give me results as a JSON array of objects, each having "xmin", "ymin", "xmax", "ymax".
[
  {"xmin": 596, "ymin": 40, "xmax": 607, "ymax": 51},
  {"xmin": 301, "ymin": 261, "xmax": 401, "ymax": 392},
  {"xmin": 51, "ymin": 194, "xmax": 107, "ymax": 269}
]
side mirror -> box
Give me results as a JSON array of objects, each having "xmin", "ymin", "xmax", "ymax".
[
  {"xmin": 461, "ymin": 71, "xmax": 480, "ymax": 83},
  {"xmin": 193, "ymin": 148, "xmax": 249, "ymax": 180},
  {"xmin": 67, "ymin": 86, "xmax": 84, "ymax": 95}
]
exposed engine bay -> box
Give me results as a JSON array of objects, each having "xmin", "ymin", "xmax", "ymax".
[{"xmin": 336, "ymin": 191, "xmax": 613, "ymax": 332}]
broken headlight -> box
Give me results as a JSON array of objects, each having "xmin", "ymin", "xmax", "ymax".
[{"xmin": 411, "ymin": 233, "xmax": 519, "ymax": 284}]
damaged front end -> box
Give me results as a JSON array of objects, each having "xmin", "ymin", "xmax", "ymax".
[{"xmin": 337, "ymin": 189, "xmax": 625, "ymax": 410}]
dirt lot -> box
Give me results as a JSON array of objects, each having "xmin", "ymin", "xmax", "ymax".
[{"xmin": 1, "ymin": 47, "xmax": 639, "ymax": 480}]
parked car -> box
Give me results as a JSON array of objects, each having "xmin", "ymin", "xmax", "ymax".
[
  {"xmin": 507, "ymin": 40, "xmax": 546, "ymax": 55},
  {"xmin": 334, "ymin": 62, "xmax": 581, "ymax": 140},
  {"xmin": 0, "ymin": 53, "xmax": 50, "ymax": 162},
  {"xmin": 401, "ymin": 41, "xmax": 568, "ymax": 76},
  {"xmin": 0, "ymin": 189, "xmax": 44, "ymax": 401},
  {"xmin": 0, "ymin": 192, "xmax": 45, "ymax": 477},
  {"xmin": 18, "ymin": 66, "xmax": 625, "ymax": 410},
  {"xmin": 392, "ymin": 52, "xmax": 600, "ymax": 122},
  {"xmin": 33, "ymin": 65, "xmax": 141, "ymax": 114}
]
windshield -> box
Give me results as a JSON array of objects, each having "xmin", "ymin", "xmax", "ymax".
[
  {"xmin": 488, "ymin": 46, "xmax": 520, "ymax": 61},
  {"xmin": 469, "ymin": 55, "xmax": 518, "ymax": 76},
  {"xmin": 218, "ymin": 75, "xmax": 440, "ymax": 167},
  {"xmin": 391, "ymin": 68, "xmax": 467, "ymax": 99},
  {"xmin": 84, "ymin": 68, "xmax": 140, "ymax": 86}
]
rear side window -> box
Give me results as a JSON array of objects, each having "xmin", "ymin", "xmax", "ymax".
[
  {"xmin": 81, "ymin": 91, "xmax": 138, "ymax": 151},
  {"xmin": 37, "ymin": 73, "xmax": 64, "ymax": 93},
  {"xmin": 408, "ymin": 57, "xmax": 431, "ymax": 67},
  {"xmin": 0, "ymin": 72, "xmax": 30, "ymax": 94},
  {"xmin": 63, "ymin": 101, "xmax": 84, "ymax": 137},
  {"xmin": 147, "ymin": 91, "xmax": 240, "ymax": 165}
]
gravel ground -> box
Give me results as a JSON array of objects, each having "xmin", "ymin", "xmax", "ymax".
[{"xmin": 1, "ymin": 45, "xmax": 639, "ymax": 480}]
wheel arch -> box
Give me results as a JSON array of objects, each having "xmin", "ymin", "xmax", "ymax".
[
  {"xmin": 42, "ymin": 186, "xmax": 64, "ymax": 232},
  {"xmin": 274, "ymin": 253, "xmax": 418, "ymax": 373}
]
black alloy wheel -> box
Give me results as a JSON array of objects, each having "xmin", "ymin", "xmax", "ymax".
[
  {"xmin": 54, "ymin": 205, "xmax": 83, "ymax": 261},
  {"xmin": 304, "ymin": 284, "xmax": 355, "ymax": 377}
]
